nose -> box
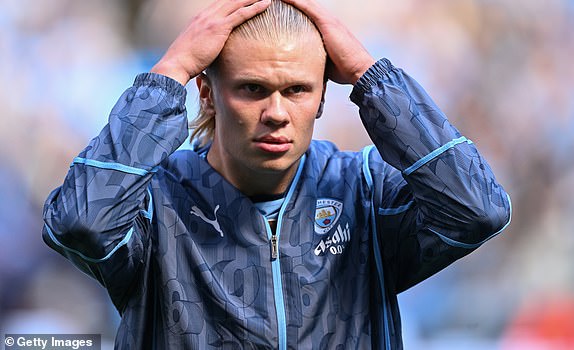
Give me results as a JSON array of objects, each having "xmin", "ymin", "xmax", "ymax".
[{"xmin": 260, "ymin": 92, "xmax": 289, "ymax": 126}]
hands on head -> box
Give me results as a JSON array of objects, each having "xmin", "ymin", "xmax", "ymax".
[
  {"xmin": 281, "ymin": 0, "xmax": 375, "ymax": 85},
  {"xmin": 151, "ymin": 0, "xmax": 272, "ymax": 85},
  {"xmin": 150, "ymin": 0, "xmax": 375, "ymax": 87}
]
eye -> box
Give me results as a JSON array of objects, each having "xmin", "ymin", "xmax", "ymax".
[
  {"xmin": 241, "ymin": 84, "xmax": 264, "ymax": 94},
  {"xmin": 287, "ymin": 85, "xmax": 307, "ymax": 94}
]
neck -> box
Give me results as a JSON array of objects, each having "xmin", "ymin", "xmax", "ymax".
[
  {"xmin": 236, "ymin": 167, "xmax": 298, "ymax": 197},
  {"xmin": 206, "ymin": 152, "xmax": 301, "ymax": 198}
]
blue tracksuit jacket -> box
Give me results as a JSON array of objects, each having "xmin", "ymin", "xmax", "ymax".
[{"xmin": 42, "ymin": 59, "xmax": 511, "ymax": 349}]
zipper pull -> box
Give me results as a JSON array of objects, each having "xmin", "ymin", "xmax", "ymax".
[{"xmin": 271, "ymin": 233, "xmax": 278, "ymax": 260}]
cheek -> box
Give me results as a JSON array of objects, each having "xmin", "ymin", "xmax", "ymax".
[
  {"xmin": 293, "ymin": 110, "xmax": 317, "ymax": 143},
  {"xmin": 301, "ymin": 120, "xmax": 316, "ymax": 142},
  {"xmin": 293, "ymin": 100, "xmax": 320, "ymax": 126},
  {"xmin": 214, "ymin": 108, "xmax": 261, "ymax": 151},
  {"xmin": 218, "ymin": 97, "xmax": 261, "ymax": 127}
]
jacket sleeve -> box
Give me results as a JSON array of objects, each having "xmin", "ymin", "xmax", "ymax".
[
  {"xmin": 350, "ymin": 59, "xmax": 512, "ymax": 293},
  {"xmin": 42, "ymin": 73, "xmax": 188, "ymax": 310}
]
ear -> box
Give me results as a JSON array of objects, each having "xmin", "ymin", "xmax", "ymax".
[
  {"xmin": 316, "ymin": 83, "xmax": 327, "ymax": 119},
  {"xmin": 196, "ymin": 73, "xmax": 216, "ymax": 116}
]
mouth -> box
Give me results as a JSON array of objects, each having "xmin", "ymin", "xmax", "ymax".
[{"xmin": 253, "ymin": 135, "xmax": 292, "ymax": 153}]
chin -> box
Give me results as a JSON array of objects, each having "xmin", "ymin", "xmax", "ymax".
[
  {"xmin": 256, "ymin": 162, "xmax": 292, "ymax": 174},
  {"xmin": 255, "ymin": 157, "xmax": 299, "ymax": 174}
]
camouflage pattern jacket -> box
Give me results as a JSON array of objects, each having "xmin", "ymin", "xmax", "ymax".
[{"xmin": 43, "ymin": 59, "xmax": 511, "ymax": 349}]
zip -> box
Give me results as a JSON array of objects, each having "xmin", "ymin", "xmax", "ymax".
[
  {"xmin": 266, "ymin": 219, "xmax": 287, "ymax": 350},
  {"xmin": 270, "ymin": 233, "xmax": 278, "ymax": 260},
  {"xmin": 266, "ymin": 154, "xmax": 306, "ymax": 350}
]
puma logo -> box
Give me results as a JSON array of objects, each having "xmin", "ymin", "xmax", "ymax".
[{"xmin": 190, "ymin": 205, "xmax": 223, "ymax": 237}]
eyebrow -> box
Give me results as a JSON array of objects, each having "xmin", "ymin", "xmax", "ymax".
[{"xmin": 230, "ymin": 74, "xmax": 318, "ymax": 88}]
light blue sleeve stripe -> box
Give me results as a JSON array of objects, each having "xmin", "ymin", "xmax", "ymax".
[
  {"xmin": 73, "ymin": 157, "xmax": 155, "ymax": 176},
  {"xmin": 44, "ymin": 223, "xmax": 135, "ymax": 264},
  {"xmin": 429, "ymin": 193, "xmax": 513, "ymax": 249},
  {"xmin": 404, "ymin": 136, "xmax": 473, "ymax": 176},
  {"xmin": 378, "ymin": 201, "xmax": 414, "ymax": 216},
  {"xmin": 140, "ymin": 186, "xmax": 154, "ymax": 222},
  {"xmin": 140, "ymin": 210, "xmax": 152, "ymax": 221},
  {"xmin": 362, "ymin": 145, "xmax": 376, "ymax": 190},
  {"xmin": 429, "ymin": 228, "xmax": 484, "ymax": 249},
  {"xmin": 496, "ymin": 193, "xmax": 513, "ymax": 235}
]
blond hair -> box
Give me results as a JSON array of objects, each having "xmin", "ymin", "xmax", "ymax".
[{"xmin": 190, "ymin": 0, "xmax": 324, "ymax": 146}]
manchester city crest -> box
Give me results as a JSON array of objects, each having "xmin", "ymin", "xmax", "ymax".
[{"xmin": 314, "ymin": 199, "xmax": 343, "ymax": 234}]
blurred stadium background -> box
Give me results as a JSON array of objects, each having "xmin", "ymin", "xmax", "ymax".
[{"xmin": 1, "ymin": 0, "xmax": 573, "ymax": 348}]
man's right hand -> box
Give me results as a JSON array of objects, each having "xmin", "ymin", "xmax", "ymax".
[{"xmin": 150, "ymin": 0, "xmax": 271, "ymax": 86}]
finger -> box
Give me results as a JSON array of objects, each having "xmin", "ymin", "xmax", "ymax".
[
  {"xmin": 221, "ymin": 0, "xmax": 271, "ymax": 17},
  {"xmin": 227, "ymin": 0, "xmax": 272, "ymax": 26},
  {"xmin": 281, "ymin": 0, "xmax": 327, "ymax": 24},
  {"xmin": 201, "ymin": 0, "xmax": 266, "ymax": 24}
]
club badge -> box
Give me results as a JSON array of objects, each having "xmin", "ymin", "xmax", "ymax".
[{"xmin": 314, "ymin": 199, "xmax": 343, "ymax": 234}]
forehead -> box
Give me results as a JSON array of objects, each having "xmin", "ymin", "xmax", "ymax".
[{"xmin": 215, "ymin": 34, "xmax": 326, "ymax": 85}]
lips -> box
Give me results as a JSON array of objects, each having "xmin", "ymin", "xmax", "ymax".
[{"xmin": 253, "ymin": 135, "xmax": 292, "ymax": 153}]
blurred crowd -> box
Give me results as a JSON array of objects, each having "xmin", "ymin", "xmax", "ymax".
[{"xmin": 1, "ymin": 0, "xmax": 573, "ymax": 348}]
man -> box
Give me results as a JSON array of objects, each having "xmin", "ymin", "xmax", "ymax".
[{"xmin": 42, "ymin": 0, "xmax": 511, "ymax": 348}]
